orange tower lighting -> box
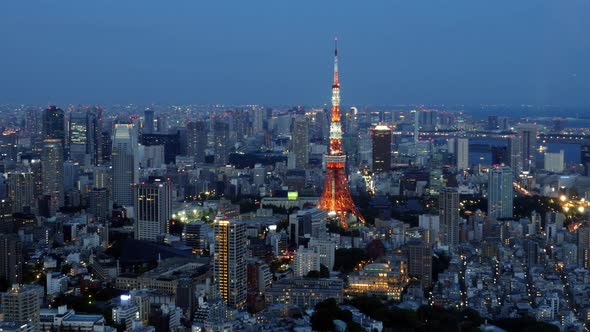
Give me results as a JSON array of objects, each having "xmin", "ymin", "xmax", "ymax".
[{"xmin": 317, "ymin": 38, "xmax": 365, "ymax": 228}]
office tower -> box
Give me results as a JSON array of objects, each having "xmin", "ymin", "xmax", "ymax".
[
  {"xmin": 317, "ymin": 39, "xmax": 365, "ymax": 227},
  {"xmin": 544, "ymin": 150, "xmax": 564, "ymax": 172},
  {"xmin": 112, "ymin": 124, "xmax": 137, "ymax": 206},
  {"xmin": 63, "ymin": 161, "xmax": 80, "ymax": 192},
  {"xmin": 42, "ymin": 106, "xmax": 65, "ymax": 141},
  {"xmin": 93, "ymin": 165, "xmax": 112, "ymax": 190},
  {"xmin": 0, "ymin": 234, "xmax": 23, "ymax": 285},
  {"xmin": 487, "ymin": 115, "xmax": 499, "ymax": 130},
  {"xmin": 516, "ymin": 124, "xmax": 537, "ymax": 172},
  {"xmin": 456, "ymin": 138, "xmax": 469, "ymax": 170},
  {"xmin": 252, "ymin": 107, "xmax": 265, "ymax": 133},
  {"xmin": 308, "ymin": 237, "xmax": 336, "ymax": 270},
  {"xmin": 418, "ymin": 214, "xmax": 440, "ymax": 245},
  {"xmin": 144, "ymin": 109, "xmax": 155, "ymax": 134},
  {"xmin": 293, "ymin": 245, "xmax": 320, "ymax": 277},
  {"xmin": 134, "ymin": 179, "xmax": 172, "ymax": 242},
  {"xmin": 140, "ymin": 132, "xmax": 180, "ymax": 164},
  {"xmin": 578, "ymin": 226, "xmax": 590, "ymax": 268},
  {"xmin": 371, "ymin": 125, "xmax": 392, "ymax": 173},
  {"xmin": 403, "ymin": 239, "xmax": 432, "ymax": 288},
  {"xmin": 0, "ymin": 200, "xmax": 14, "ymax": 234},
  {"xmin": 291, "ymin": 115, "xmax": 310, "ymax": 169},
  {"xmin": 508, "ymin": 135, "xmax": 522, "ymax": 173},
  {"xmin": 68, "ymin": 107, "xmax": 103, "ymax": 166},
  {"xmin": 25, "ymin": 108, "xmax": 41, "ymax": 136},
  {"xmin": 88, "ymin": 188, "xmax": 110, "ymax": 223},
  {"xmin": 157, "ymin": 115, "xmax": 168, "ymax": 134},
  {"xmin": 491, "ymin": 146, "xmax": 509, "ymax": 166},
  {"xmin": 487, "ymin": 166, "xmax": 514, "ymax": 219},
  {"xmin": 581, "ymin": 145, "xmax": 590, "ymax": 176},
  {"xmin": 186, "ymin": 121, "xmax": 207, "ymax": 163},
  {"xmin": 0, "ymin": 284, "xmax": 41, "ymax": 332},
  {"xmin": 183, "ymin": 221, "xmax": 207, "ymax": 254},
  {"xmin": 214, "ymin": 218, "xmax": 247, "ymax": 308},
  {"xmin": 6, "ymin": 172, "xmax": 35, "ymax": 214},
  {"xmin": 42, "ymin": 139, "xmax": 64, "ymax": 215},
  {"xmin": 0, "ymin": 132, "xmax": 17, "ymax": 161},
  {"xmin": 213, "ymin": 121, "xmax": 230, "ymax": 165},
  {"xmin": 439, "ymin": 188, "xmax": 459, "ymax": 246}
]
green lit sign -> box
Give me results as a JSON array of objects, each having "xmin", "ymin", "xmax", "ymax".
[{"xmin": 288, "ymin": 191, "xmax": 298, "ymax": 200}]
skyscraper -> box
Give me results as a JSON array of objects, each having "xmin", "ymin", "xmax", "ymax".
[
  {"xmin": 371, "ymin": 124, "xmax": 392, "ymax": 173},
  {"xmin": 516, "ymin": 124, "xmax": 537, "ymax": 172},
  {"xmin": 487, "ymin": 166, "xmax": 514, "ymax": 219},
  {"xmin": 42, "ymin": 106, "xmax": 65, "ymax": 141},
  {"xmin": 403, "ymin": 239, "xmax": 432, "ymax": 288},
  {"xmin": 183, "ymin": 221, "xmax": 208, "ymax": 254},
  {"xmin": 144, "ymin": 109, "xmax": 155, "ymax": 134},
  {"xmin": 0, "ymin": 284, "xmax": 41, "ymax": 332},
  {"xmin": 291, "ymin": 115, "xmax": 310, "ymax": 169},
  {"xmin": 0, "ymin": 234, "xmax": 23, "ymax": 285},
  {"xmin": 186, "ymin": 121, "xmax": 207, "ymax": 163},
  {"xmin": 454, "ymin": 138, "xmax": 469, "ymax": 170},
  {"xmin": 112, "ymin": 124, "xmax": 137, "ymax": 206},
  {"xmin": 508, "ymin": 135, "xmax": 522, "ymax": 174},
  {"xmin": 578, "ymin": 226, "xmax": 590, "ymax": 269},
  {"xmin": 439, "ymin": 188, "xmax": 459, "ymax": 246},
  {"xmin": 581, "ymin": 145, "xmax": 590, "ymax": 176},
  {"xmin": 68, "ymin": 107, "xmax": 103, "ymax": 166},
  {"xmin": 214, "ymin": 218, "xmax": 247, "ymax": 308},
  {"xmin": 213, "ymin": 121, "xmax": 230, "ymax": 165},
  {"xmin": 134, "ymin": 179, "xmax": 172, "ymax": 242},
  {"xmin": 317, "ymin": 39, "xmax": 365, "ymax": 227},
  {"xmin": 6, "ymin": 172, "xmax": 35, "ymax": 214},
  {"xmin": 42, "ymin": 139, "xmax": 64, "ymax": 215},
  {"xmin": 88, "ymin": 188, "xmax": 110, "ymax": 223}
]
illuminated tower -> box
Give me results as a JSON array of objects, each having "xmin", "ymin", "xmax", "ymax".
[{"xmin": 317, "ymin": 39, "xmax": 365, "ymax": 227}]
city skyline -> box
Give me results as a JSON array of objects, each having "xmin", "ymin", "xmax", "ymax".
[{"xmin": 1, "ymin": 0, "xmax": 589, "ymax": 106}]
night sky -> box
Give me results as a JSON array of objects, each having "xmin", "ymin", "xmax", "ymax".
[{"xmin": 1, "ymin": 0, "xmax": 589, "ymax": 106}]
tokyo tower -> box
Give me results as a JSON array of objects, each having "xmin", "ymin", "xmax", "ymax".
[{"xmin": 317, "ymin": 38, "xmax": 365, "ymax": 228}]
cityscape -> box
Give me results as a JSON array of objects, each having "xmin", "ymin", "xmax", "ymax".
[{"xmin": 1, "ymin": 1, "xmax": 590, "ymax": 332}]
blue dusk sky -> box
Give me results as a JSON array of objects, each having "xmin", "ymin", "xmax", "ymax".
[{"xmin": 0, "ymin": 0, "xmax": 589, "ymax": 107}]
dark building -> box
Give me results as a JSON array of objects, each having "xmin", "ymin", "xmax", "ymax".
[
  {"xmin": 144, "ymin": 109, "xmax": 155, "ymax": 134},
  {"xmin": 186, "ymin": 121, "xmax": 207, "ymax": 163},
  {"xmin": 42, "ymin": 106, "xmax": 65, "ymax": 140},
  {"xmin": 372, "ymin": 125, "xmax": 392, "ymax": 173},
  {"xmin": 582, "ymin": 145, "xmax": 590, "ymax": 176},
  {"xmin": 0, "ymin": 234, "xmax": 23, "ymax": 285},
  {"xmin": 141, "ymin": 133, "xmax": 180, "ymax": 164},
  {"xmin": 491, "ymin": 146, "xmax": 509, "ymax": 166}
]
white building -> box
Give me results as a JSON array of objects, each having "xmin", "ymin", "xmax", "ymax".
[
  {"xmin": 46, "ymin": 272, "xmax": 68, "ymax": 296},
  {"xmin": 293, "ymin": 245, "xmax": 320, "ymax": 277},
  {"xmin": 544, "ymin": 150, "xmax": 564, "ymax": 172}
]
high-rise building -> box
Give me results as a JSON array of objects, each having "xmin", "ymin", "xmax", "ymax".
[
  {"xmin": 308, "ymin": 237, "xmax": 336, "ymax": 270},
  {"xmin": 293, "ymin": 245, "xmax": 320, "ymax": 277},
  {"xmin": 186, "ymin": 121, "xmax": 207, "ymax": 163},
  {"xmin": 0, "ymin": 284, "xmax": 42, "ymax": 332},
  {"xmin": 544, "ymin": 150, "xmax": 564, "ymax": 172},
  {"xmin": 516, "ymin": 124, "xmax": 537, "ymax": 172},
  {"xmin": 88, "ymin": 188, "xmax": 110, "ymax": 223},
  {"xmin": 291, "ymin": 115, "xmax": 310, "ymax": 169},
  {"xmin": 252, "ymin": 107, "xmax": 265, "ymax": 133},
  {"xmin": 439, "ymin": 188, "xmax": 459, "ymax": 246},
  {"xmin": 456, "ymin": 138, "xmax": 469, "ymax": 170},
  {"xmin": 134, "ymin": 179, "xmax": 172, "ymax": 242},
  {"xmin": 371, "ymin": 125, "xmax": 392, "ymax": 173},
  {"xmin": 144, "ymin": 109, "xmax": 155, "ymax": 134},
  {"xmin": 0, "ymin": 234, "xmax": 23, "ymax": 285},
  {"xmin": 112, "ymin": 124, "xmax": 137, "ymax": 206},
  {"xmin": 581, "ymin": 145, "xmax": 590, "ymax": 176},
  {"xmin": 6, "ymin": 172, "xmax": 35, "ymax": 214},
  {"xmin": 42, "ymin": 139, "xmax": 64, "ymax": 215},
  {"xmin": 68, "ymin": 107, "xmax": 103, "ymax": 166},
  {"xmin": 403, "ymin": 239, "xmax": 432, "ymax": 288},
  {"xmin": 508, "ymin": 135, "xmax": 522, "ymax": 174},
  {"xmin": 487, "ymin": 166, "xmax": 514, "ymax": 219},
  {"xmin": 183, "ymin": 221, "xmax": 208, "ymax": 254},
  {"xmin": 42, "ymin": 106, "xmax": 65, "ymax": 141},
  {"xmin": 214, "ymin": 218, "xmax": 247, "ymax": 308},
  {"xmin": 317, "ymin": 39, "xmax": 365, "ymax": 227},
  {"xmin": 578, "ymin": 226, "xmax": 590, "ymax": 269},
  {"xmin": 213, "ymin": 121, "xmax": 230, "ymax": 165}
]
